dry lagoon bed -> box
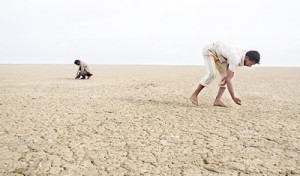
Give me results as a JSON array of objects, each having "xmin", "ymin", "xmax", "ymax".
[{"xmin": 0, "ymin": 65, "xmax": 299, "ymax": 176}]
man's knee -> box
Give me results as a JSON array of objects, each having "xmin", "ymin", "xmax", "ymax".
[
  {"xmin": 208, "ymin": 72, "xmax": 217, "ymax": 80},
  {"xmin": 204, "ymin": 73, "xmax": 216, "ymax": 85},
  {"xmin": 79, "ymin": 71, "xmax": 88, "ymax": 76}
]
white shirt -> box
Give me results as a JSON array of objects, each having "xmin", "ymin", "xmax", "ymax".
[
  {"xmin": 79, "ymin": 60, "xmax": 91, "ymax": 73},
  {"xmin": 209, "ymin": 41, "xmax": 246, "ymax": 72}
]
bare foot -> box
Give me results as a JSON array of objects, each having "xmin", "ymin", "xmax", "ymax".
[
  {"xmin": 213, "ymin": 100, "xmax": 227, "ymax": 107},
  {"xmin": 190, "ymin": 95, "xmax": 198, "ymax": 106}
]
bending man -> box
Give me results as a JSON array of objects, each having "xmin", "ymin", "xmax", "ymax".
[{"xmin": 190, "ymin": 41, "xmax": 260, "ymax": 107}]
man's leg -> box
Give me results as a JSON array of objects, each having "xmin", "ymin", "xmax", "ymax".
[
  {"xmin": 213, "ymin": 62, "xmax": 228, "ymax": 107},
  {"xmin": 190, "ymin": 84, "xmax": 205, "ymax": 105},
  {"xmin": 214, "ymin": 87, "xmax": 227, "ymax": 107},
  {"xmin": 79, "ymin": 71, "xmax": 88, "ymax": 79},
  {"xmin": 190, "ymin": 55, "xmax": 216, "ymax": 106}
]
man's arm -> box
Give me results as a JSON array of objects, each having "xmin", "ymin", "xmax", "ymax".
[
  {"xmin": 75, "ymin": 67, "xmax": 81, "ymax": 79},
  {"xmin": 226, "ymin": 69, "xmax": 241, "ymax": 105}
]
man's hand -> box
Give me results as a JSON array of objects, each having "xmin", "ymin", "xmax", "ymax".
[
  {"xmin": 219, "ymin": 77, "xmax": 227, "ymax": 86},
  {"xmin": 233, "ymin": 97, "xmax": 241, "ymax": 105}
]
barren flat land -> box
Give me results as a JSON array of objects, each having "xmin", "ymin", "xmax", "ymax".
[{"xmin": 0, "ymin": 65, "xmax": 299, "ymax": 175}]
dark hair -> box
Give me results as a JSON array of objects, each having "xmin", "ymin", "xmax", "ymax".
[
  {"xmin": 74, "ymin": 60, "xmax": 80, "ymax": 65},
  {"xmin": 246, "ymin": 50, "xmax": 260, "ymax": 64}
]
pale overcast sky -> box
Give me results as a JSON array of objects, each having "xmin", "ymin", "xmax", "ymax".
[{"xmin": 0, "ymin": 0, "xmax": 299, "ymax": 66}]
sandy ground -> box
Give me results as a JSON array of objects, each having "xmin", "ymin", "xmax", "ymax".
[{"xmin": 0, "ymin": 64, "xmax": 299, "ymax": 176}]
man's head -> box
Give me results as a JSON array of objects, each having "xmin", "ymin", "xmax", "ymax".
[
  {"xmin": 74, "ymin": 60, "xmax": 80, "ymax": 65},
  {"xmin": 244, "ymin": 50, "xmax": 260, "ymax": 67}
]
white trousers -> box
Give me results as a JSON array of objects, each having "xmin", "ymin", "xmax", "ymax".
[{"xmin": 200, "ymin": 55, "xmax": 228, "ymax": 87}]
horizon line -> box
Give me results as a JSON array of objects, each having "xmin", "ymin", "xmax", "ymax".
[{"xmin": 0, "ymin": 63, "xmax": 299, "ymax": 68}]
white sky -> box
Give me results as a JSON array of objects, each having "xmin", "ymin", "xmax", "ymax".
[{"xmin": 0, "ymin": 0, "xmax": 300, "ymax": 66}]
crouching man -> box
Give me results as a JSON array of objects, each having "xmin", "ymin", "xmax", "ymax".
[{"xmin": 74, "ymin": 60, "xmax": 93, "ymax": 79}]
